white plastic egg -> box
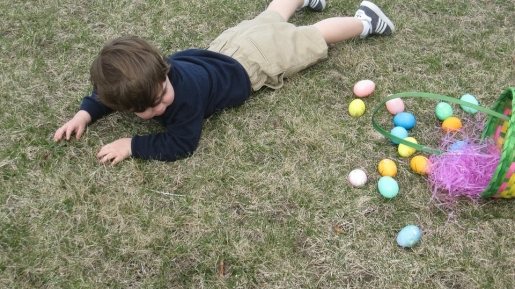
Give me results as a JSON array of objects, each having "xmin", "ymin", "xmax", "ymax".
[{"xmin": 348, "ymin": 169, "xmax": 367, "ymax": 187}]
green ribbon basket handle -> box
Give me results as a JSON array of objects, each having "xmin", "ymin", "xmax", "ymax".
[{"xmin": 371, "ymin": 91, "xmax": 512, "ymax": 155}]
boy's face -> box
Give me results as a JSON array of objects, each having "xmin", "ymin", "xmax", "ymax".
[{"xmin": 134, "ymin": 76, "xmax": 175, "ymax": 119}]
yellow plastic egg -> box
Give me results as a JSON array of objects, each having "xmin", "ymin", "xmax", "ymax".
[
  {"xmin": 410, "ymin": 155, "xmax": 430, "ymax": 175},
  {"xmin": 398, "ymin": 137, "xmax": 418, "ymax": 157},
  {"xmin": 442, "ymin": 116, "xmax": 462, "ymax": 132},
  {"xmin": 378, "ymin": 159, "xmax": 398, "ymax": 177},
  {"xmin": 348, "ymin": 99, "xmax": 366, "ymax": 117}
]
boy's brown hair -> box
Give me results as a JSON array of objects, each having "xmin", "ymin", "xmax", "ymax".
[{"xmin": 90, "ymin": 36, "xmax": 171, "ymax": 112}]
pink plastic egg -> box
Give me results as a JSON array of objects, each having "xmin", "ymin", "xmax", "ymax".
[
  {"xmin": 385, "ymin": 97, "xmax": 405, "ymax": 115},
  {"xmin": 353, "ymin": 79, "xmax": 375, "ymax": 98}
]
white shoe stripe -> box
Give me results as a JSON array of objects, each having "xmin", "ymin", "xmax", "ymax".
[
  {"xmin": 360, "ymin": 1, "xmax": 395, "ymax": 31},
  {"xmin": 376, "ymin": 20, "xmax": 386, "ymax": 33}
]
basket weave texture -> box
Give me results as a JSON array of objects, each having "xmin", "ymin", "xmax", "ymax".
[{"xmin": 481, "ymin": 87, "xmax": 515, "ymax": 198}]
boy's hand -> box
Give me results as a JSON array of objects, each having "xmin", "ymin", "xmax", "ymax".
[
  {"xmin": 54, "ymin": 110, "xmax": 92, "ymax": 141},
  {"xmin": 97, "ymin": 138, "xmax": 132, "ymax": 166}
]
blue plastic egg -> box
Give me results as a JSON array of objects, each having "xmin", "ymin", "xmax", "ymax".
[
  {"xmin": 378, "ymin": 176, "xmax": 399, "ymax": 198},
  {"xmin": 390, "ymin": 126, "xmax": 408, "ymax": 144},
  {"xmin": 396, "ymin": 225, "xmax": 422, "ymax": 247},
  {"xmin": 435, "ymin": 102, "xmax": 453, "ymax": 121},
  {"xmin": 449, "ymin": 140, "xmax": 468, "ymax": 151},
  {"xmin": 393, "ymin": 112, "xmax": 416, "ymax": 130},
  {"xmin": 460, "ymin": 94, "xmax": 479, "ymax": 114}
]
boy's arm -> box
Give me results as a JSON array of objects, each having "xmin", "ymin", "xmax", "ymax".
[
  {"xmin": 131, "ymin": 112, "xmax": 204, "ymax": 162},
  {"xmin": 95, "ymin": 123, "xmax": 202, "ymax": 166},
  {"xmin": 97, "ymin": 105, "xmax": 204, "ymax": 165},
  {"xmin": 79, "ymin": 89, "xmax": 114, "ymax": 121},
  {"xmin": 54, "ymin": 90, "xmax": 113, "ymax": 141}
]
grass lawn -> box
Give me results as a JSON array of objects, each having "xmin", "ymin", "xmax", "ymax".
[{"xmin": 1, "ymin": 0, "xmax": 515, "ymax": 288}]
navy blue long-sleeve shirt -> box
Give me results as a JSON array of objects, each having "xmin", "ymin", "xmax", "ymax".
[{"xmin": 79, "ymin": 49, "xmax": 252, "ymax": 161}]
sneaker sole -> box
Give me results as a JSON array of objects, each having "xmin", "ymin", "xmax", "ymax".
[{"xmin": 360, "ymin": 1, "xmax": 395, "ymax": 33}]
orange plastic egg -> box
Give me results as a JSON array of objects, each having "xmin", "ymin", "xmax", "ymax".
[
  {"xmin": 410, "ymin": 155, "xmax": 430, "ymax": 175},
  {"xmin": 442, "ymin": 116, "xmax": 462, "ymax": 132}
]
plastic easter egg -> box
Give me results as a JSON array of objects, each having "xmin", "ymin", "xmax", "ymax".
[
  {"xmin": 393, "ymin": 112, "xmax": 416, "ymax": 130},
  {"xmin": 435, "ymin": 102, "xmax": 453, "ymax": 121},
  {"xmin": 449, "ymin": 140, "xmax": 468, "ymax": 151},
  {"xmin": 390, "ymin": 126, "xmax": 408, "ymax": 145},
  {"xmin": 378, "ymin": 176, "xmax": 399, "ymax": 198},
  {"xmin": 353, "ymin": 79, "xmax": 375, "ymax": 98},
  {"xmin": 348, "ymin": 99, "xmax": 366, "ymax": 117},
  {"xmin": 410, "ymin": 155, "xmax": 430, "ymax": 175},
  {"xmin": 396, "ymin": 225, "xmax": 422, "ymax": 248},
  {"xmin": 442, "ymin": 116, "xmax": 462, "ymax": 132},
  {"xmin": 378, "ymin": 159, "xmax": 397, "ymax": 177},
  {"xmin": 460, "ymin": 94, "xmax": 479, "ymax": 114},
  {"xmin": 386, "ymin": 98, "xmax": 405, "ymax": 115},
  {"xmin": 348, "ymin": 169, "xmax": 367, "ymax": 187},
  {"xmin": 398, "ymin": 137, "xmax": 418, "ymax": 157}
]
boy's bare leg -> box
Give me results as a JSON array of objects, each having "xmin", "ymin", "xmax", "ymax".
[
  {"xmin": 266, "ymin": 0, "xmax": 304, "ymax": 21},
  {"xmin": 313, "ymin": 17, "xmax": 363, "ymax": 44},
  {"xmin": 314, "ymin": 1, "xmax": 395, "ymax": 44},
  {"xmin": 266, "ymin": 0, "xmax": 394, "ymax": 44}
]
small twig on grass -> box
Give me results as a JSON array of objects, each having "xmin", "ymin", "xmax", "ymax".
[
  {"xmin": 150, "ymin": 190, "xmax": 185, "ymax": 197},
  {"xmin": 218, "ymin": 259, "xmax": 226, "ymax": 276}
]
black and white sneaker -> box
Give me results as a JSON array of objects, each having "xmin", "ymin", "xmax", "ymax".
[
  {"xmin": 299, "ymin": 0, "xmax": 326, "ymax": 12},
  {"xmin": 354, "ymin": 1, "xmax": 395, "ymax": 38}
]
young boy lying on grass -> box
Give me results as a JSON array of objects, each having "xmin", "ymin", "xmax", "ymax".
[{"xmin": 54, "ymin": 0, "xmax": 394, "ymax": 166}]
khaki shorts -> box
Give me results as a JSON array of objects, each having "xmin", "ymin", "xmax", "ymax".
[{"xmin": 207, "ymin": 10, "xmax": 328, "ymax": 91}]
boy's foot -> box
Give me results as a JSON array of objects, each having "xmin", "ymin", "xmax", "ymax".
[
  {"xmin": 299, "ymin": 0, "xmax": 326, "ymax": 12},
  {"xmin": 354, "ymin": 1, "xmax": 395, "ymax": 38}
]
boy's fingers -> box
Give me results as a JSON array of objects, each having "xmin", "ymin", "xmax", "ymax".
[
  {"xmin": 76, "ymin": 126, "xmax": 84, "ymax": 140},
  {"xmin": 97, "ymin": 150, "xmax": 112, "ymax": 163},
  {"xmin": 99, "ymin": 155, "xmax": 109, "ymax": 164},
  {"xmin": 110, "ymin": 157, "xmax": 121, "ymax": 166},
  {"xmin": 54, "ymin": 127, "xmax": 66, "ymax": 142},
  {"xmin": 64, "ymin": 128, "xmax": 70, "ymax": 140},
  {"xmin": 65, "ymin": 126, "xmax": 76, "ymax": 140},
  {"xmin": 112, "ymin": 154, "xmax": 129, "ymax": 166},
  {"xmin": 53, "ymin": 131, "xmax": 61, "ymax": 142},
  {"xmin": 97, "ymin": 152, "xmax": 106, "ymax": 161},
  {"xmin": 97, "ymin": 148, "xmax": 107, "ymax": 159}
]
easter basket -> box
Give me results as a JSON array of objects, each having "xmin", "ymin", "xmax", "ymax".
[{"xmin": 371, "ymin": 87, "xmax": 515, "ymax": 198}]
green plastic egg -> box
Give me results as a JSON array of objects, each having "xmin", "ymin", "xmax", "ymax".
[
  {"xmin": 378, "ymin": 176, "xmax": 399, "ymax": 198},
  {"xmin": 435, "ymin": 102, "xmax": 453, "ymax": 121},
  {"xmin": 460, "ymin": 94, "xmax": 479, "ymax": 114},
  {"xmin": 397, "ymin": 225, "xmax": 422, "ymax": 247}
]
